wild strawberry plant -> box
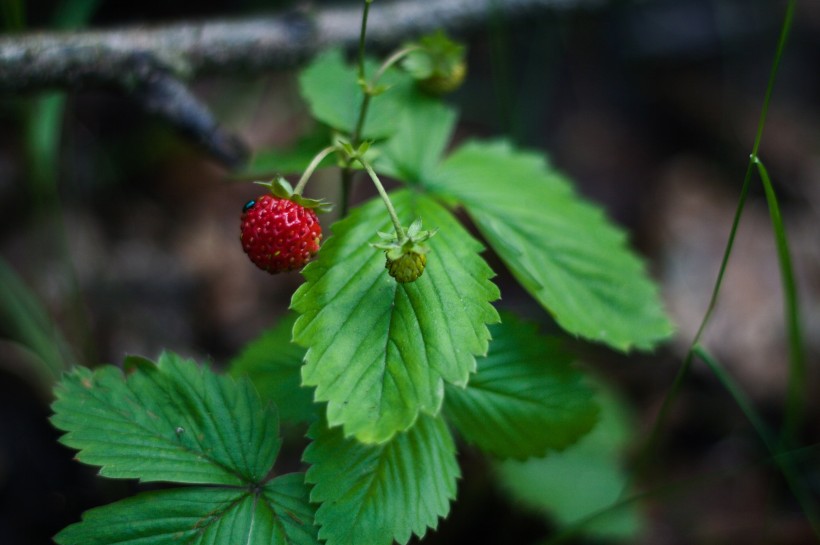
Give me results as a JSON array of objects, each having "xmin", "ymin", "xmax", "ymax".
[{"xmin": 50, "ymin": 1, "xmax": 673, "ymax": 544}]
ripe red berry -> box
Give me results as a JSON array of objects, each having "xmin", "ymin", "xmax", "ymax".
[{"xmin": 240, "ymin": 195, "xmax": 322, "ymax": 274}]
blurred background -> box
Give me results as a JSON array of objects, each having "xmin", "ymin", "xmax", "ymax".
[{"xmin": 1, "ymin": 0, "xmax": 818, "ymax": 543}]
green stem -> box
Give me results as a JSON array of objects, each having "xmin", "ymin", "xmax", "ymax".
[
  {"xmin": 357, "ymin": 156, "xmax": 405, "ymax": 238},
  {"xmin": 340, "ymin": 0, "xmax": 375, "ymax": 218},
  {"xmin": 351, "ymin": 94, "xmax": 372, "ymax": 146},
  {"xmin": 373, "ymin": 45, "xmax": 422, "ymax": 84},
  {"xmin": 357, "ymin": 0, "xmax": 373, "ymax": 83},
  {"xmin": 293, "ymin": 145, "xmax": 337, "ymax": 195},
  {"xmin": 350, "ymin": 45, "xmax": 419, "ymax": 144}
]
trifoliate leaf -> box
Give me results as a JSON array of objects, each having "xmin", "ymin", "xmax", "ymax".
[
  {"xmin": 494, "ymin": 381, "xmax": 642, "ymax": 540},
  {"xmin": 445, "ymin": 312, "xmax": 599, "ymax": 459},
  {"xmin": 54, "ymin": 474, "xmax": 319, "ymax": 545},
  {"xmin": 291, "ymin": 190, "xmax": 499, "ymax": 443},
  {"xmin": 372, "ymin": 92, "xmax": 457, "ymax": 184},
  {"xmin": 427, "ymin": 140, "xmax": 674, "ymax": 352},
  {"xmin": 304, "ymin": 415, "xmax": 459, "ymax": 545},
  {"xmin": 51, "ymin": 352, "xmax": 279, "ymax": 485},
  {"xmin": 53, "ymin": 354, "xmax": 320, "ymax": 544},
  {"xmin": 299, "ymin": 49, "xmax": 412, "ymax": 139},
  {"xmin": 229, "ymin": 313, "xmax": 316, "ymax": 425}
]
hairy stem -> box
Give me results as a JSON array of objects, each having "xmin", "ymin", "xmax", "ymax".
[
  {"xmin": 357, "ymin": 0, "xmax": 373, "ymax": 83},
  {"xmin": 373, "ymin": 45, "xmax": 422, "ymax": 83},
  {"xmin": 357, "ymin": 157, "xmax": 405, "ymax": 239},
  {"xmin": 293, "ymin": 145, "xmax": 337, "ymax": 195},
  {"xmin": 340, "ymin": 0, "xmax": 375, "ymax": 218}
]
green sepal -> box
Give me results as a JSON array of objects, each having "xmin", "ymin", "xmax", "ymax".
[
  {"xmin": 255, "ymin": 176, "xmax": 333, "ymax": 213},
  {"xmin": 371, "ymin": 218, "xmax": 437, "ymax": 261}
]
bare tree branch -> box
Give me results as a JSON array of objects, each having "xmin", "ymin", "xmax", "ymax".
[{"xmin": 0, "ymin": 0, "xmax": 604, "ymax": 168}]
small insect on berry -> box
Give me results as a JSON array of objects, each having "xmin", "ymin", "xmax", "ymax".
[{"xmin": 240, "ymin": 195, "xmax": 322, "ymax": 274}]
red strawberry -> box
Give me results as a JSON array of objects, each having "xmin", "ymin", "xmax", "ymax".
[{"xmin": 240, "ymin": 194, "xmax": 322, "ymax": 273}]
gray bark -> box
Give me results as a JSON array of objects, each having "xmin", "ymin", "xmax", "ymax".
[{"xmin": 0, "ymin": 0, "xmax": 604, "ymax": 167}]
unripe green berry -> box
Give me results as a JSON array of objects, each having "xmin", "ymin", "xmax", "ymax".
[
  {"xmin": 385, "ymin": 251, "xmax": 427, "ymax": 283},
  {"xmin": 418, "ymin": 59, "xmax": 467, "ymax": 95}
]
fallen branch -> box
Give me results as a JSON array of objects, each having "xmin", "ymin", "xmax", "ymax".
[{"xmin": 0, "ymin": 0, "xmax": 604, "ymax": 167}]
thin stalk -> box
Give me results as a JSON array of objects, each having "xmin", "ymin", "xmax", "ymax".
[
  {"xmin": 293, "ymin": 145, "xmax": 337, "ymax": 195},
  {"xmin": 752, "ymin": 156, "xmax": 805, "ymax": 440},
  {"xmin": 357, "ymin": 156, "xmax": 405, "ymax": 238}
]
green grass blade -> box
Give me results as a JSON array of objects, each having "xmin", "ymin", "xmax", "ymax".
[
  {"xmin": 750, "ymin": 0, "xmax": 795, "ymax": 157},
  {"xmin": 752, "ymin": 156, "xmax": 805, "ymax": 441},
  {"xmin": 0, "ymin": 257, "xmax": 75, "ymax": 383},
  {"xmin": 26, "ymin": 93, "xmax": 67, "ymax": 207},
  {"xmin": 631, "ymin": 0, "xmax": 799, "ymax": 480},
  {"xmin": 694, "ymin": 345, "xmax": 820, "ymax": 538}
]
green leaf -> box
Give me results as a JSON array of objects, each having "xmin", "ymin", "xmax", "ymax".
[
  {"xmin": 229, "ymin": 313, "xmax": 317, "ymax": 425},
  {"xmin": 427, "ymin": 140, "xmax": 674, "ymax": 352},
  {"xmin": 51, "ymin": 352, "xmax": 280, "ymax": 485},
  {"xmin": 495, "ymin": 382, "xmax": 642, "ymax": 540},
  {"xmin": 55, "ymin": 474, "xmax": 319, "ymax": 545},
  {"xmin": 292, "ymin": 190, "xmax": 499, "ymax": 443},
  {"xmin": 239, "ymin": 129, "xmax": 334, "ymax": 178},
  {"xmin": 305, "ymin": 415, "xmax": 459, "ymax": 545},
  {"xmin": 298, "ymin": 49, "xmax": 412, "ymax": 139},
  {"xmin": 445, "ymin": 312, "xmax": 598, "ymax": 459},
  {"xmin": 372, "ymin": 93, "xmax": 457, "ymax": 184}
]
